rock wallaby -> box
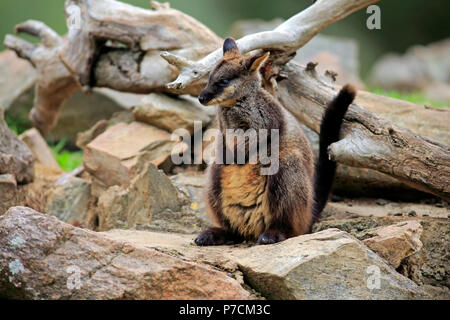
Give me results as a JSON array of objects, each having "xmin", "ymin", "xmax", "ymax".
[{"xmin": 196, "ymin": 37, "xmax": 356, "ymax": 245}]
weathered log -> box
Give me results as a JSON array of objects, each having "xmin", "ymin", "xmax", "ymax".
[
  {"xmin": 3, "ymin": 0, "xmax": 221, "ymax": 133},
  {"xmin": 278, "ymin": 62, "xmax": 450, "ymax": 200}
]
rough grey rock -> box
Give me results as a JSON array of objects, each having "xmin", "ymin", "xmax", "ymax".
[
  {"xmin": 0, "ymin": 109, "xmax": 34, "ymax": 183},
  {"xmin": 45, "ymin": 177, "xmax": 93, "ymax": 227},
  {"xmin": 313, "ymin": 216, "xmax": 450, "ymax": 295},
  {"xmin": 170, "ymin": 172, "xmax": 214, "ymax": 225},
  {"xmin": 0, "ymin": 207, "xmax": 250, "ymax": 300},
  {"xmin": 105, "ymin": 228, "xmax": 429, "ymax": 300},
  {"xmin": 97, "ymin": 163, "xmax": 185, "ymax": 231}
]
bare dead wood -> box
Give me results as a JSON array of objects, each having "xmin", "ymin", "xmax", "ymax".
[
  {"xmin": 163, "ymin": 0, "xmax": 380, "ymax": 91},
  {"xmin": 4, "ymin": 21, "xmax": 80, "ymax": 134},
  {"xmin": 61, "ymin": 0, "xmax": 221, "ymax": 91},
  {"xmin": 278, "ymin": 62, "xmax": 450, "ymax": 200},
  {"xmin": 3, "ymin": 0, "xmax": 221, "ymax": 133}
]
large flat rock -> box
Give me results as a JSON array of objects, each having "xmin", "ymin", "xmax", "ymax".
[
  {"xmin": 0, "ymin": 207, "xmax": 250, "ymax": 300},
  {"xmin": 104, "ymin": 228, "xmax": 429, "ymax": 300}
]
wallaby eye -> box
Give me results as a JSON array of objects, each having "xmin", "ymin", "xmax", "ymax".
[{"xmin": 219, "ymin": 79, "xmax": 230, "ymax": 86}]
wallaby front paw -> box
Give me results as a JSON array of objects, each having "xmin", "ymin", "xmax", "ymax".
[
  {"xmin": 195, "ymin": 228, "xmax": 242, "ymax": 246},
  {"xmin": 257, "ymin": 230, "xmax": 287, "ymax": 245}
]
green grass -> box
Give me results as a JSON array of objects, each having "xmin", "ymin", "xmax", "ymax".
[
  {"xmin": 369, "ymin": 88, "xmax": 449, "ymax": 108},
  {"xmin": 4, "ymin": 113, "xmax": 30, "ymax": 135},
  {"xmin": 4, "ymin": 115, "xmax": 83, "ymax": 172},
  {"xmin": 50, "ymin": 139, "xmax": 83, "ymax": 172}
]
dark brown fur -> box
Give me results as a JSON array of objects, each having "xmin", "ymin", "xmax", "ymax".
[{"xmin": 196, "ymin": 38, "xmax": 354, "ymax": 246}]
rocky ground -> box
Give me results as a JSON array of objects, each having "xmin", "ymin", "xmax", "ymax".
[{"xmin": 0, "ymin": 35, "xmax": 449, "ymax": 300}]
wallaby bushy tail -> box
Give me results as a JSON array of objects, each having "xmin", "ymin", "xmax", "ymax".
[{"xmin": 312, "ymin": 84, "xmax": 356, "ymax": 221}]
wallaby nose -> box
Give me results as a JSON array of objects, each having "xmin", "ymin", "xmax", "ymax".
[{"xmin": 198, "ymin": 91, "xmax": 210, "ymax": 106}]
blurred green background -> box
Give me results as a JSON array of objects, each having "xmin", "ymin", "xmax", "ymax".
[{"xmin": 0, "ymin": 0, "xmax": 449, "ymax": 78}]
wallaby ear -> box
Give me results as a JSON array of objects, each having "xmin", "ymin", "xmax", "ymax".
[
  {"xmin": 248, "ymin": 52, "xmax": 270, "ymax": 73},
  {"xmin": 223, "ymin": 38, "xmax": 239, "ymax": 56}
]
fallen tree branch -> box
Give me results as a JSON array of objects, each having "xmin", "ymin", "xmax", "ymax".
[
  {"xmin": 3, "ymin": 0, "xmax": 221, "ymax": 133},
  {"xmin": 277, "ymin": 62, "xmax": 450, "ymax": 200},
  {"xmin": 163, "ymin": 0, "xmax": 380, "ymax": 91},
  {"xmin": 4, "ymin": 21, "xmax": 80, "ymax": 134}
]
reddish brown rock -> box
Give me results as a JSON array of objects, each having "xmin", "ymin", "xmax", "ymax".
[
  {"xmin": 0, "ymin": 207, "xmax": 250, "ymax": 300},
  {"xmin": 83, "ymin": 121, "xmax": 185, "ymax": 195},
  {"xmin": 362, "ymin": 220, "xmax": 423, "ymax": 268}
]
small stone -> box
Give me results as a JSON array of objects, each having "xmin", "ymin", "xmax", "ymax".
[
  {"xmin": 435, "ymin": 202, "xmax": 444, "ymax": 208},
  {"xmin": 347, "ymin": 202, "xmax": 353, "ymax": 207},
  {"xmin": 407, "ymin": 211, "xmax": 417, "ymax": 217},
  {"xmin": 45, "ymin": 177, "xmax": 93, "ymax": 227},
  {"xmin": 376, "ymin": 198, "xmax": 389, "ymax": 206},
  {"xmin": 0, "ymin": 174, "xmax": 17, "ymax": 214}
]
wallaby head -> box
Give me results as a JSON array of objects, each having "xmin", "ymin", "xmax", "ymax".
[{"xmin": 199, "ymin": 38, "xmax": 270, "ymax": 107}]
